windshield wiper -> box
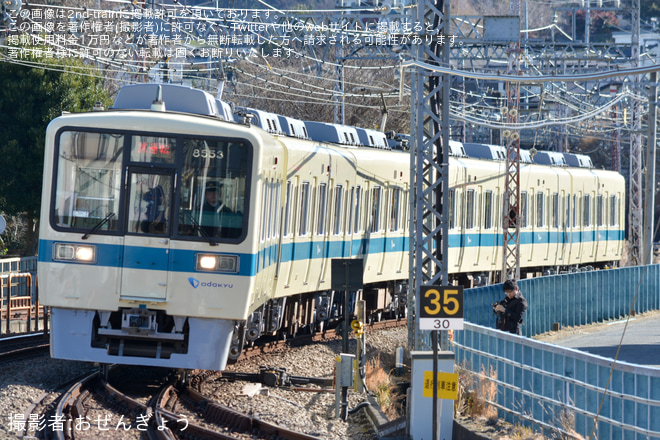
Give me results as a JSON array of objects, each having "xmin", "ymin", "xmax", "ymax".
[
  {"xmin": 184, "ymin": 211, "xmax": 218, "ymax": 246},
  {"xmin": 82, "ymin": 212, "xmax": 115, "ymax": 240}
]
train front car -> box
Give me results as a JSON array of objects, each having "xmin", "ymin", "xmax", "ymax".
[{"xmin": 38, "ymin": 85, "xmax": 263, "ymax": 370}]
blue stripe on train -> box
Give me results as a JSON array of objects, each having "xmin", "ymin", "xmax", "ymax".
[{"xmin": 38, "ymin": 228, "xmax": 624, "ymax": 276}]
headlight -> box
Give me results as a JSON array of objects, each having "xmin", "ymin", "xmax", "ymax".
[
  {"xmin": 54, "ymin": 243, "xmax": 97, "ymax": 263},
  {"xmin": 196, "ymin": 253, "xmax": 238, "ymax": 273}
]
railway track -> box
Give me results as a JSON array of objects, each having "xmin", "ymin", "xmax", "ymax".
[
  {"xmin": 8, "ymin": 317, "xmax": 406, "ymax": 439},
  {"xmin": 39, "ymin": 366, "xmax": 326, "ymax": 440},
  {"xmin": 0, "ymin": 332, "xmax": 49, "ymax": 363}
]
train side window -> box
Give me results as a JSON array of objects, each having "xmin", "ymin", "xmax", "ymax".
[
  {"xmin": 552, "ymin": 193, "xmax": 559, "ymax": 228},
  {"xmin": 596, "ymin": 195, "xmax": 604, "ymax": 227},
  {"xmin": 573, "ymin": 194, "xmax": 579, "ymax": 227},
  {"xmin": 271, "ymin": 180, "xmax": 281, "ymax": 239},
  {"xmin": 283, "ymin": 181, "xmax": 292, "ymax": 237},
  {"xmin": 448, "ymin": 189, "xmax": 455, "ymax": 229},
  {"xmin": 261, "ymin": 180, "xmax": 270, "ymax": 241},
  {"xmin": 317, "ymin": 183, "xmax": 328, "ymax": 235},
  {"xmin": 520, "ymin": 192, "xmax": 528, "ymax": 228},
  {"xmin": 299, "ymin": 182, "xmax": 310, "ymax": 236},
  {"xmin": 465, "ymin": 189, "xmax": 475, "ymax": 229},
  {"xmin": 484, "ymin": 191, "xmax": 493, "ymax": 229},
  {"xmin": 565, "ymin": 194, "xmax": 572, "ymax": 228},
  {"xmin": 390, "ymin": 187, "xmax": 401, "ymax": 231},
  {"xmin": 536, "ymin": 192, "xmax": 544, "ymax": 228},
  {"xmin": 347, "ymin": 187, "xmax": 355, "ymax": 235},
  {"xmin": 370, "ymin": 187, "xmax": 382, "ymax": 233},
  {"xmin": 583, "ymin": 194, "xmax": 591, "ymax": 227},
  {"xmin": 609, "ymin": 195, "xmax": 618, "ymax": 226},
  {"xmin": 354, "ymin": 186, "xmax": 362, "ymax": 233},
  {"xmin": 334, "ymin": 185, "xmax": 344, "ymax": 235}
]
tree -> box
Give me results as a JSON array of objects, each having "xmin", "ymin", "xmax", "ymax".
[{"xmin": 0, "ymin": 53, "xmax": 112, "ymax": 255}]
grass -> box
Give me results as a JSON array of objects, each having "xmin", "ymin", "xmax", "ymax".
[
  {"xmin": 365, "ymin": 355, "xmax": 404, "ymax": 420},
  {"xmin": 455, "ymin": 363, "xmax": 498, "ymax": 420}
]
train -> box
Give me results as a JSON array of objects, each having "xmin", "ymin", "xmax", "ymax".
[{"xmin": 37, "ymin": 83, "xmax": 625, "ymax": 370}]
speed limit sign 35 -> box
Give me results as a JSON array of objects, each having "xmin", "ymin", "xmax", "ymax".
[{"xmin": 418, "ymin": 286, "xmax": 464, "ymax": 330}]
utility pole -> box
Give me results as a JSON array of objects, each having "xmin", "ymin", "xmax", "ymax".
[{"xmin": 643, "ymin": 72, "xmax": 657, "ymax": 265}]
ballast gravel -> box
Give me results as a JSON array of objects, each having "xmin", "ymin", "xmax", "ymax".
[{"xmin": 0, "ymin": 326, "xmax": 410, "ymax": 439}]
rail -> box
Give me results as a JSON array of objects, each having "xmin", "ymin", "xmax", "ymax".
[
  {"xmin": 453, "ymin": 264, "xmax": 660, "ymax": 439},
  {"xmin": 0, "ymin": 257, "xmax": 45, "ymax": 337}
]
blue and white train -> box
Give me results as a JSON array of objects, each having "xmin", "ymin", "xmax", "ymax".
[{"xmin": 37, "ymin": 84, "xmax": 625, "ymax": 370}]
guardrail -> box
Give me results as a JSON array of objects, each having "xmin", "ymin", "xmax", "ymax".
[
  {"xmin": 0, "ymin": 256, "xmax": 45, "ymax": 336},
  {"xmin": 453, "ymin": 265, "xmax": 660, "ymax": 439}
]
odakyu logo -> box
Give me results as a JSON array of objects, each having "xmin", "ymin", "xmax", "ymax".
[{"xmin": 188, "ymin": 277, "xmax": 233, "ymax": 289}]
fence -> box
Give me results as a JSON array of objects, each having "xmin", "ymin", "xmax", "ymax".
[
  {"xmin": 0, "ymin": 256, "xmax": 45, "ymax": 336},
  {"xmin": 453, "ymin": 265, "xmax": 660, "ymax": 439}
]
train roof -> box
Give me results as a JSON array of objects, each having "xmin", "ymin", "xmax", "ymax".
[
  {"xmin": 277, "ymin": 115, "xmax": 309, "ymax": 139},
  {"xmin": 113, "ymin": 85, "xmax": 599, "ymax": 163},
  {"xmin": 113, "ymin": 84, "xmax": 229, "ymax": 118},
  {"xmin": 564, "ymin": 152, "xmax": 594, "ymax": 168},
  {"xmin": 462, "ymin": 142, "xmax": 534, "ymax": 163},
  {"xmin": 234, "ymin": 107, "xmax": 283, "ymax": 134},
  {"xmin": 533, "ymin": 151, "xmax": 567, "ymax": 166},
  {"xmin": 355, "ymin": 128, "xmax": 389, "ymax": 149},
  {"xmin": 303, "ymin": 121, "xmax": 361, "ymax": 147}
]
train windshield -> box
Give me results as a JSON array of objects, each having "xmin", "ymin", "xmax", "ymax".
[
  {"xmin": 53, "ymin": 131, "xmax": 124, "ymax": 231},
  {"xmin": 177, "ymin": 138, "xmax": 249, "ymax": 240},
  {"xmin": 52, "ymin": 130, "xmax": 250, "ymax": 242}
]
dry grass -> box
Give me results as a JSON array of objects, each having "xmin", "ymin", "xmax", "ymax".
[
  {"xmin": 364, "ymin": 355, "xmax": 405, "ymax": 420},
  {"xmin": 455, "ymin": 363, "xmax": 498, "ymax": 420}
]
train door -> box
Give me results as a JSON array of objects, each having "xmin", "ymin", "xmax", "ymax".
[{"xmin": 120, "ymin": 169, "xmax": 174, "ymax": 301}]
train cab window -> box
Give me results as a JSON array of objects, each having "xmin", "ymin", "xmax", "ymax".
[
  {"xmin": 609, "ymin": 195, "xmax": 618, "ymax": 226},
  {"xmin": 52, "ymin": 131, "xmax": 124, "ymax": 232},
  {"xmin": 317, "ymin": 183, "xmax": 328, "ymax": 235},
  {"xmin": 370, "ymin": 187, "xmax": 382, "ymax": 233},
  {"xmin": 390, "ymin": 187, "xmax": 401, "ymax": 232},
  {"xmin": 596, "ymin": 195, "xmax": 604, "ymax": 227},
  {"xmin": 178, "ymin": 138, "xmax": 249, "ymax": 241},
  {"xmin": 583, "ymin": 194, "xmax": 591, "ymax": 227},
  {"xmin": 127, "ymin": 173, "xmax": 172, "ymax": 235},
  {"xmin": 465, "ymin": 189, "xmax": 475, "ymax": 229},
  {"xmin": 130, "ymin": 135, "xmax": 176, "ymax": 164},
  {"xmin": 536, "ymin": 192, "xmax": 545, "ymax": 227},
  {"xmin": 520, "ymin": 192, "xmax": 528, "ymax": 228},
  {"xmin": 483, "ymin": 191, "xmax": 493, "ymax": 229},
  {"xmin": 299, "ymin": 182, "xmax": 311, "ymax": 236},
  {"xmin": 333, "ymin": 185, "xmax": 344, "ymax": 235}
]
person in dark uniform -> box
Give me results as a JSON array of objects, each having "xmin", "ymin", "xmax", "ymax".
[
  {"xmin": 200, "ymin": 181, "xmax": 233, "ymax": 237},
  {"xmin": 493, "ymin": 279, "xmax": 528, "ymax": 335},
  {"xmin": 202, "ymin": 181, "xmax": 232, "ymax": 214}
]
